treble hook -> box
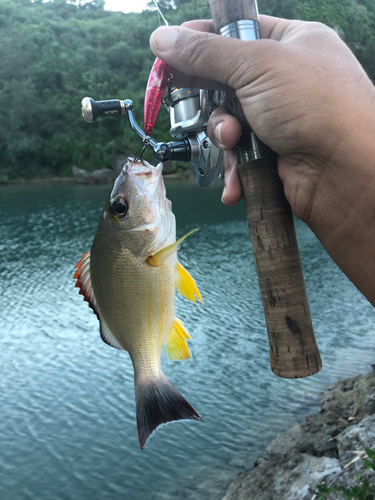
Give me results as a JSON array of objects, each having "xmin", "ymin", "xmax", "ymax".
[{"xmin": 162, "ymin": 73, "xmax": 174, "ymax": 108}]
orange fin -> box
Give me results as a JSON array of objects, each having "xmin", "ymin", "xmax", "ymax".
[
  {"xmin": 74, "ymin": 252, "xmax": 123, "ymax": 351},
  {"xmin": 74, "ymin": 251, "xmax": 98, "ymax": 318}
]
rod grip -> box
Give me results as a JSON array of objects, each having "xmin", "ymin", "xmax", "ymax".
[
  {"xmin": 209, "ymin": 0, "xmax": 322, "ymax": 378},
  {"xmin": 239, "ymin": 154, "xmax": 322, "ymax": 377}
]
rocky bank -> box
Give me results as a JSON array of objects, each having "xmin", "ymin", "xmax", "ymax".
[{"xmin": 223, "ymin": 367, "xmax": 375, "ymax": 500}]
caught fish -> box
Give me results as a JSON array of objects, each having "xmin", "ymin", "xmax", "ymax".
[{"xmin": 74, "ymin": 159, "xmax": 202, "ymax": 449}]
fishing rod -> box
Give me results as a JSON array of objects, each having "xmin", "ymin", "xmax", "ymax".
[{"xmin": 81, "ymin": 0, "xmax": 322, "ymax": 379}]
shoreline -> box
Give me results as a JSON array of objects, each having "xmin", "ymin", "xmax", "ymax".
[
  {"xmin": 223, "ymin": 366, "xmax": 375, "ymax": 500},
  {"xmin": 0, "ymin": 171, "xmax": 192, "ymax": 187},
  {"xmin": 0, "ymin": 160, "xmax": 195, "ymax": 187}
]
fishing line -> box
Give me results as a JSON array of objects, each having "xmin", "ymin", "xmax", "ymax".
[
  {"xmin": 134, "ymin": 0, "xmax": 170, "ymax": 162},
  {"xmin": 152, "ymin": 0, "xmax": 169, "ymax": 26}
]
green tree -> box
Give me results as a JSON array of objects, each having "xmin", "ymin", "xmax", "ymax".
[{"xmin": 0, "ymin": 0, "xmax": 373, "ymax": 182}]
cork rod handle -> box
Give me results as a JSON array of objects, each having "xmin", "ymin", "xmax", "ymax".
[{"xmin": 209, "ymin": 0, "xmax": 322, "ymax": 378}]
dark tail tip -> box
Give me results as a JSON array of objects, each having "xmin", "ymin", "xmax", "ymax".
[{"xmin": 135, "ymin": 374, "xmax": 202, "ymax": 450}]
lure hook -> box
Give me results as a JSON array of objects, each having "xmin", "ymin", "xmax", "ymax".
[{"xmin": 134, "ymin": 136, "xmax": 151, "ymax": 162}]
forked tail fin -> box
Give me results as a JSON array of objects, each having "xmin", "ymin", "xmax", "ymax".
[{"xmin": 135, "ymin": 374, "xmax": 202, "ymax": 449}]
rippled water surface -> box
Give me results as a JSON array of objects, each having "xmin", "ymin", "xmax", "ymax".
[{"xmin": 1, "ymin": 180, "xmax": 375, "ymax": 500}]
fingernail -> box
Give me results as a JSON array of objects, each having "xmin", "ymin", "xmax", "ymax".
[
  {"xmin": 221, "ymin": 187, "xmax": 227, "ymax": 204},
  {"xmin": 151, "ymin": 26, "xmax": 180, "ymax": 52},
  {"xmin": 215, "ymin": 122, "xmax": 224, "ymax": 147}
]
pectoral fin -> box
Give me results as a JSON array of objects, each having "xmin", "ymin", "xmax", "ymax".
[
  {"xmin": 175, "ymin": 262, "xmax": 202, "ymax": 304},
  {"xmin": 147, "ymin": 228, "xmax": 200, "ymax": 267},
  {"xmin": 74, "ymin": 252, "xmax": 124, "ymax": 351},
  {"xmin": 165, "ymin": 318, "xmax": 192, "ymax": 361},
  {"xmin": 99, "ymin": 316, "xmax": 124, "ymax": 350}
]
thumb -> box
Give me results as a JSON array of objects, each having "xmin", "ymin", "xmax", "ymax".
[{"xmin": 149, "ymin": 26, "xmax": 279, "ymax": 91}]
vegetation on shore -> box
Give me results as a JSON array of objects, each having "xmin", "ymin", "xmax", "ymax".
[
  {"xmin": 0, "ymin": 0, "xmax": 374, "ymax": 182},
  {"xmin": 316, "ymin": 447, "xmax": 375, "ymax": 499}
]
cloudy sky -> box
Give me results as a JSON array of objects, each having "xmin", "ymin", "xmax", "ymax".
[{"xmin": 104, "ymin": 0, "xmax": 150, "ymax": 13}]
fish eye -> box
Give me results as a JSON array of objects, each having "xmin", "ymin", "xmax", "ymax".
[{"xmin": 111, "ymin": 197, "xmax": 128, "ymax": 219}]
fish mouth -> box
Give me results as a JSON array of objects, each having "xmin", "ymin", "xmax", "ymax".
[
  {"xmin": 125, "ymin": 158, "xmax": 162, "ymax": 177},
  {"xmin": 123, "ymin": 158, "xmax": 164, "ymax": 197}
]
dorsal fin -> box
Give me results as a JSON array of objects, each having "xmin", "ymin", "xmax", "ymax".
[
  {"xmin": 74, "ymin": 252, "xmax": 124, "ymax": 351},
  {"xmin": 74, "ymin": 251, "xmax": 99, "ymax": 319}
]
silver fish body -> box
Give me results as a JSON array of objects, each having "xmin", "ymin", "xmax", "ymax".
[{"xmin": 74, "ymin": 159, "xmax": 202, "ymax": 448}]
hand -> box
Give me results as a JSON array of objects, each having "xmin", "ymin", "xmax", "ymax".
[{"xmin": 150, "ymin": 17, "xmax": 375, "ymax": 306}]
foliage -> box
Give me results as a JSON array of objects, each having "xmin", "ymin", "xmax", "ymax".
[
  {"xmin": 316, "ymin": 448, "xmax": 375, "ymax": 500},
  {"xmin": 0, "ymin": 0, "xmax": 373, "ymax": 181},
  {"xmin": 259, "ymin": 0, "xmax": 375, "ymax": 82}
]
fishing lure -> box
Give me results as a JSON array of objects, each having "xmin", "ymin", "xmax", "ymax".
[
  {"xmin": 143, "ymin": 0, "xmax": 171, "ymax": 136},
  {"xmin": 144, "ymin": 57, "xmax": 172, "ymax": 136}
]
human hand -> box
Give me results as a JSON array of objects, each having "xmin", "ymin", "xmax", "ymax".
[
  {"xmin": 150, "ymin": 17, "xmax": 374, "ymax": 212},
  {"xmin": 150, "ymin": 18, "xmax": 375, "ymax": 305}
]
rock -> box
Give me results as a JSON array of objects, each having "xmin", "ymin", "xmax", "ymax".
[
  {"xmin": 365, "ymin": 399, "xmax": 375, "ymax": 415},
  {"xmin": 337, "ymin": 414, "xmax": 375, "ymax": 459},
  {"xmin": 223, "ymin": 367, "xmax": 375, "ymax": 500},
  {"xmin": 115, "ymin": 155, "xmax": 127, "ymax": 170},
  {"xmin": 223, "ymin": 454, "xmax": 340, "ymax": 500},
  {"xmin": 254, "ymin": 457, "xmax": 266, "ymax": 467},
  {"xmin": 72, "ymin": 166, "xmax": 121, "ymax": 185},
  {"xmin": 320, "ymin": 371, "xmax": 375, "ymax": 421},
  {"xmin": 263, "ymin": 424, "xmax": 303, "ymax": 461}
]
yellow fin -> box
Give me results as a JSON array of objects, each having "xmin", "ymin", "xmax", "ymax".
[
  {"xmin": 147, "ymin": 228, "xmax": 200, "ymax": 267},
  {"xmin": 176, "ymin": 262, "xmax": 203, "ymax": 304},
  {"xmin": 165, "ymin": 318, "xmax": 192, "ymax": 361}
]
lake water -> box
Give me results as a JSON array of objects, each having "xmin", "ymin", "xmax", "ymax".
[{"xmin": 1, "ymin": 179, "xmax": 375, "ymax": 500}]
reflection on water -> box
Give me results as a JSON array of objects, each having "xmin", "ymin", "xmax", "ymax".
[{"xmin": 1, "ymin": 180, "xmax": 374, "ymax": 500}]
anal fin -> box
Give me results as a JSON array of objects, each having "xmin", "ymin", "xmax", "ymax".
[{"xmin": 165, "ymin": 318, "xmax": 191, "ymax": 361}]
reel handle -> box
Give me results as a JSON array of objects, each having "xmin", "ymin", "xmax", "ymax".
[{"xmin": 81, "ymin": 97, "xmax": 125, "ymax": 123}]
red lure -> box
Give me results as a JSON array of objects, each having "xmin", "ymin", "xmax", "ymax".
[{"xmin": 144, "ymin": 57, "xmax": 172, "ymax": 136}]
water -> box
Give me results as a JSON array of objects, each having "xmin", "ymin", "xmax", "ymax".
[{"xmin": 1, "ymin": 179, "xmax": 374, "ymax": 500}]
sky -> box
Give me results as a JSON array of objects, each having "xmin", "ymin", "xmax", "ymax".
[{"xmin": 104, "ymin": 0, "xmax": 150, "ymax": 13}]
